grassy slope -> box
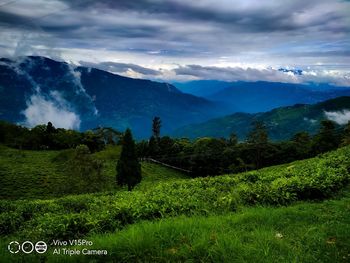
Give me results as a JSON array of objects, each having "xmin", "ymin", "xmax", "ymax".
[
  {"xmin": 1, "ymin": 189, "xmax": 349, "ymax": 262},
  {"xmin": 1, "ymin": 146, "xmax": 350, "ymax": 262},
  {"xmin": 0, "ymin": 145, "xmax": 189, "ymax": 200},
  {"xmin": 68, "ymin": 192, "xmax": 350, "ymax": 263},
  {"xmin": 0, "ymin": 146, "xmax": 66, "ymax": 199}
]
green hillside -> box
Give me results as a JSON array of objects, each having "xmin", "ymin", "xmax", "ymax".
[
  {"xmin": 174, "ymin": 96, "xmax": 350, "ymax": 140},
  {"xmin": 48, "ymin": 193, "xmax": 350, "ymax": 262},
  {"xmin": 0, "ymin": 145, "xmax": 188, "ymax": 200},
  {"xmin": 0, "ymin": 145, "xmax": 349, "ymax": 262}
]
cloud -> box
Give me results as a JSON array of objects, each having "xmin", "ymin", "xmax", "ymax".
[
  {"xmin": 79, "ymin": 61, "xmax": 160, "ymax": 76},
  {"xmin": 75, "ymin": 60, "xmax": 350, "ymax": 86},
  {"xmin": 174, "ymin": 64, "xmax": 294, "ymax": 82},
  {"xmin": 325, "ymin": 110, "xmax": 350, "ymax": 125},
  {"xmin": 22, "ymin": 91, "xmax": 81, "ymax": 129},
  {"xmin": 0, "ymin": 0, "xmax": 349, "ymax": 82},
  {"xmin": 170, "ymin": 64, "xmax": 350, "ymax": 86}
]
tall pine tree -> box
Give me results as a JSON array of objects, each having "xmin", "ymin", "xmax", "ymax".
[
  {"xmin": 152, "ymin": 116, "xmax": 161, "ymax": 140},
  {"xmin": 148, "ymin": 116, "xmax": 162, "ymax": 157},
  {"xmin": 116, "ymin": 129, "xmax": 141, "ymax": 191}
]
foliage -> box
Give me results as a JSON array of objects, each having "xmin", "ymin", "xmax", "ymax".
[
  {"xmin": 0, "ymin": 146, "xmax": 349, "ymax": 241},
  {"xmin": 152, "ymin": 116, "xmax": 162, "ymax": 139},
  {"xmin": 45, "ymin": 195, "xmax": 350, "ymax": 263},
  {"xmin": 0, "ymin": 121, "xmax": 106, "ymax": 152},
  {"xmin": 246, "ymin": 121, "xmax": 269, "ymax": 169},
  {"xmin": 312, "ymin": 120, "xmax": 339, "ymax": 154},
  {"xmin": 62, "ymin": 145, "xmax": 106, "ymax": 194},
  {"xmin": 173, "ymin": 96, "xmax": 350, "ymax": 141},
  {"xmin": 341, "ymin": 121, "xmax": 350, "ymax": 146},
  {"xmin": 116, "ymin": 129, "xmax": 142, "ymax": 191},
  {"xmin": 0, "ymin": 145, "xmax": 186, "ymax": 200},
  {"xmin": 92, "ymin": 127, "xmax": 122, "ymax": 145},
  {"xmin": 138, "ymin": 117, "xmax": 349, "ymax": 176}
]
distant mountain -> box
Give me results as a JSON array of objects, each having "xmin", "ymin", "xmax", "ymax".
[
  {"xmin": 173, "ymin": 80, "xmax": 234, "ymax": 97},
  {"xmin": 209, "ymin": 81, "xmax": 350, "ymax": 113},
  {"xmin": 2, "ymin": 57, "xmax": 349, "ymax": 139},
  {"xmin": 0, "ymin": 56, "xmax": 219, "ymax": 138},
  {"xmin": 173, "ymin": 96, "xmax": 350, "ymax": 141}
]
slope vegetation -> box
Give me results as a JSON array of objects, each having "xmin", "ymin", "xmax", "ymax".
[
  {"xmin": 0, "ymin": 145, "xmax": 188, "ymax": 199},
  {"xmin": 0, "ymin": 146, "xmax": 349, "ymax": 262},
  {"xmin": 174, "ymin": 96, "xmax": 350, "ymax": 140}
]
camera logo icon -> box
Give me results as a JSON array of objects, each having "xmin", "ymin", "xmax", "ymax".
[
  {"xmin": 8, "ymin": 241, "xmax": 47, "ymax": 254},
  {"xmin": 21, "ymin": 241, "xmax": 34, "ymax": 254},
  {"xmin": 8, "ymin": 241, "xmax": 20, "ymax": 254},
  {"xmin": 35, "ymin": 241, "xmax": 47, "ymax": 254}
]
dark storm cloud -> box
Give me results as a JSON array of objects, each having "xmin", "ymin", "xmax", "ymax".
[
  {"xmin": 1, "ymin": 0, "xmax": 348, "ymax": 37},
  {"xmin": 0, "ymin": 0, "xmax": 349, "ymax": 84},
  {"xmin": 59, "ymin": 0, "xmax": 343, "ymax": 33},
  {"xmin": 0, "ymin": 10, "xmax": 37, "ymax": 29}
]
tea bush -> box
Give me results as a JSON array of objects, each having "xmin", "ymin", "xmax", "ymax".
[{"xmin": 0, "ymin": 146, "xmax": 349, "ymax": 240}]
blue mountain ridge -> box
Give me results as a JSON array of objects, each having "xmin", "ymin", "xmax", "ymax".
[{"xmin": 1, "ymin": 56, "xmax": 350, "ymax": 139}]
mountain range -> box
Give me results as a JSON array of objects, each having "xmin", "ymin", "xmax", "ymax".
[
  {"xmin": 176, "ymin": 80, "xmax": 350, "ymax": 113},
  {"xmin": 173, "ymin": 96, "xmax": 350, "ymax": 141},
  {"xmin": 1, "ymin": 56, "xmax": 350, "ymax": 139},
  {"xmin": 0, "ymin": 56, "xmax": 219, "ymax": 138}
]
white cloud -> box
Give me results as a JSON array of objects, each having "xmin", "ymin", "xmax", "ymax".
[
  {"xmin": 66, "ymin": 64, "xmax": 99, "ymax": 115},
  {"xmin": 301, "ymin": 70, "xmax": 350, "ymax": 87},
  {"xmin": 325, "ymin": 110, "xmax": 350, "ymax": 125},
  {"xmin": 22, "ymin": 91, "xmax": 81, "ymax": 129}
]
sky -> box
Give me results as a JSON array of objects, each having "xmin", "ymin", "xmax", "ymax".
[{"xmin": 0, "ymin": 0, "xmax": 349, "ymax": 85}]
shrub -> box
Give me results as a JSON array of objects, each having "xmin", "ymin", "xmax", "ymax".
[{"xmin": 1, "ymin": 146, "xmax": 349, "ymax": 240}]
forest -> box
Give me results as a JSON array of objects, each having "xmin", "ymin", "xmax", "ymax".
[
  {"xmin": 1, "ymin": 117, "xmax": 349, "ymax": 179},
  {"xmin": 1, "ymin": 117, "xmax": 350, "ymax": 262}
]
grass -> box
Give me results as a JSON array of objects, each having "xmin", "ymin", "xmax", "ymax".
[
  {"xmin": 0, "ymin": 145, "xmax": 189, "ymax": 200},
  {"xmin": 0, "ymin": 145, "xmax": 66, "ymax": 199},
  {"xmin": 1, "ymin": 191, "xmax": 349, "ymax": 262},
  {"xmin": 0, "ymin": 146, "xmax": 349, "ymax": 242},
  {"xmin": 135, "ymin": 162, "xmax": 188, "ymax": 192},
  {"xmin": 81, "ymin": 195, "xmax": 350, "ymax": 263},
  {"xmin": 0, "ymin": 145, "xmax": 350, "ymax": 262}
]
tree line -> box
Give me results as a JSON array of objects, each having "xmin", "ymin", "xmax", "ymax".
[
  {"xmin": 0, "ymin": 121, "xmax": 121, "ymax": 152},
  {"xmin": 1, "ymin": 117, "xmax": 350, "ymax": 191},
  {"xmin": 136, "ymin": 117, "xmax": 350, "ymax": 177}
]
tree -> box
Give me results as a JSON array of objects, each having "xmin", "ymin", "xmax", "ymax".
[
  {"xmin": 152, "ymin": 116, "xmax": 161, "ymax": 140},
  {"xmin": 312, "ymin": 120, "xmax": 339, "ymax": 154},
  {"xmin": 45, "ymin": 122, "xmax": 57, "ymax": 149},
  {"xmin": 46, "ymin": 122, "xmax": 56, "ymax": 134},
  {"xmin": 191, "ymin": 137, "xmax": 226, "ymax": 176},
  {"xmin": 148, "ymin": 135, "xmax": 160, "ymax": 157},
  {"xmin": 341, "ymin": 121, "xmax": 350, "ymax": 146},
  {"xmin": 292, "ymin": 131, "xmax": 312, "ymax": 159},
  {"xmin": 116, "ymin": 128, "xmax": 142, "ymax": 191},
  {"xmin": 82, "ymin": 130, "xmax": 105, "ymax": 152},
  {"xmin": 246, "ymin": 121, "xmax": 269, "ymax": 169},
  {"xmin": 228, "ymin": 132, "xmax": 238, "ymax": 146},
  {"xmin": 93, "ymin": 127, "xmax": 122, "ymax": 145},
  {"xmin": 64, "ymin": 144, "xmax": 104, "ymax": 194}
]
